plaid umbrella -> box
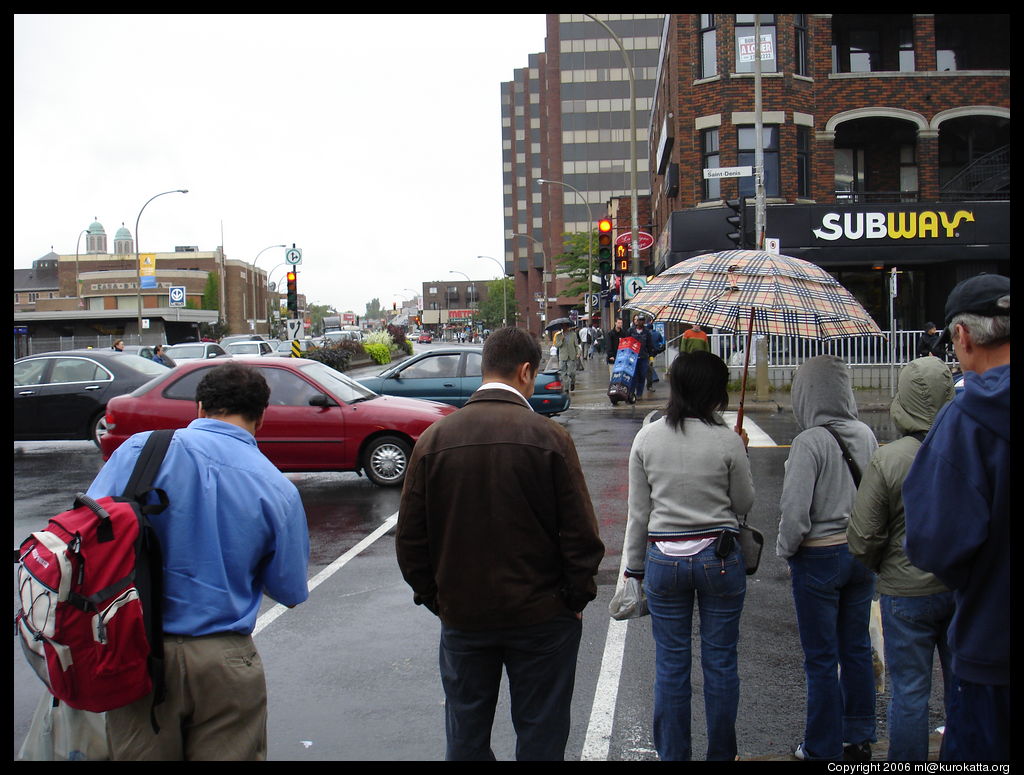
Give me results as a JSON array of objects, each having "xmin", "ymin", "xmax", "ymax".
[{"xmin": 623, "ymin": 249, "xmax": 884, "ymax": 431}]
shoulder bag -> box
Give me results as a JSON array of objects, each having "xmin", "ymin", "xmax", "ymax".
[{"xmin": 737, "ymin": 515, "xmax": 764, "ymax": 575}]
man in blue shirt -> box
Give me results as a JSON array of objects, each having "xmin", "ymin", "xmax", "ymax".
[
  {"xmin": 903, "ymin": 274, "xmax": 1010, "ymax": 762},
  {"xmin": 87, "ymin": 362, "xmax": 310, "ymax": 760}
]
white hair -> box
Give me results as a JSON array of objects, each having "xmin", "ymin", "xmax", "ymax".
[{"xmin": 950, "ymin": 297, "xmax": 1010, "ymax": 346}]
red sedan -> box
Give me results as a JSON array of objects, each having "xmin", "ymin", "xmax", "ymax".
[{"xmin": 100, "ymin": 356, "xmax": 456, "ymax": 486}]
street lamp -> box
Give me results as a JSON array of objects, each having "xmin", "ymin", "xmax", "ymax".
[
  {"xmin": 477, "ymin": 255, "xmax": 508, "ymax": 327},
  {"xmin": 537, "ymin": 178, "xmax": 595, "ymax": 322},
  {"xmin": 251, "ymin": 244, "xmax": 286, "ymax": 334},
  {"xmin": 513, "ymin": 231, "xmax": 548, "ymax": 334},
  {"xmin": 135, "ymin": 189, "xmax": 188, "ymax": 344},
  {"xmin": 74, "ymin": 228, "xmax": 88, "ymax": 309}
]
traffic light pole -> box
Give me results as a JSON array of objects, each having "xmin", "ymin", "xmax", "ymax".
[{"xmin": 753, "ymin": 15, "xmax": 766, "ymax": 250}]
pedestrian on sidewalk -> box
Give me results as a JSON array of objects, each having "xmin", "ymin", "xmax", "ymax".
[
  {"xmin": 903, "ymin": 274, "xmax": 1010, "ymax": 762},
  {"xmin": 777, "ymin": 354, "xmax": 879, "ymax": 763},
  {"xmin": 578, "ymin": 324, "xmax": 593, "ymax": 361},
  {"xmin": 847, "ymin": 356, "xmax": 955, "ymax": 762},
  {"xmin": 396, "ymin": 327, "xmax": 604, "ymax": 761},
  {"xmin": 627, "ymin": 315, "xmax": 654, "ymax": 401},
  {"xmin": 606, "ymin": 318, "xmax": 624, "ymax": 378},
  {"xmin": 554, "ymin": 322, "xmax": 581, "ymax": 392},
  {"xmin": 915, "ymin": 323, "xmax": 943, "ymax": 358},
  {"xmin": 624, "ymin": 351, "xmax": 753, "ymax": 760},
  {"xmin": 681, "ymin": 324, "xmax": 709, "ymax": 354}
]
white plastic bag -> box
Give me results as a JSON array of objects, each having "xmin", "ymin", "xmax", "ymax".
[
  {"xmin": 609, "ymin": 576, "xmax": 649, "ymax": 620},
  {"xmin": 17, "ymin": 690, "xmax": 110, "ymax": 761},
  {"xmin": 870, "ymin": 598, "xmax": 885, "ymax": 693}
]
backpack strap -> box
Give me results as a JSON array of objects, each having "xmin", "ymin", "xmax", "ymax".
[
  {"xmin": 122, "ymin": 429, "xmax": 175, "ymax": 516},
  {"xmin": 822, "ymin": 424, "xmax": 862, "ymax": 487}
]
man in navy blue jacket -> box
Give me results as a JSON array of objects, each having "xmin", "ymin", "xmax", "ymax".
[{"xmin": 903, "ymin": 274, "xmax": 1009, "ymax": 762}]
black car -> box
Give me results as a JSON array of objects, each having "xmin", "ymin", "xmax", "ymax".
[{"xmin": 14, "ymin": 350, "xmax": 170, "ymax": 447}]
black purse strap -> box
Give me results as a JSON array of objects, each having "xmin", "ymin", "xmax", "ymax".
[{"xmin": 823, "ymin": 424, "xmax": 862, "ymax": 487}]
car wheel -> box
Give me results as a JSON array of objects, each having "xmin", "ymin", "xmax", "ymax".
[
  {"xmin": 363, "ymin": 435, "xmax": 411, "ymax": 487},
  {"xmin": 90, "ymin": 411, "xmax": 109, "ymax": 448}
]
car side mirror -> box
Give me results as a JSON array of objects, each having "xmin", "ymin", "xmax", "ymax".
[{"xmin": 309, "ymin": 394, "xmax": 338, "ymax": 407}]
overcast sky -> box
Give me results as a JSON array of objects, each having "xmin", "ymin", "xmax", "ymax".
[{"xmin": 13, "ymin": 13, "xmax": 547, "ymax": 314}]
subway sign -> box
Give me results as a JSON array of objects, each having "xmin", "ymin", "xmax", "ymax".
[{"xmin": 812, "ymin": 208, "xmax": 976, "ymax": 243}]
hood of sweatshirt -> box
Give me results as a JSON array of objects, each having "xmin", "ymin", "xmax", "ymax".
[
  {"xmin": 791, "ymin": 355, "xmax": 858, "ymax": 431},
  {"xmin": 891, "ymin": 356, "xmax": 954, "ymax": 436},
  {"xmin": 958, "ymin": 362, "xmax": 1011, "ymax": 443}
]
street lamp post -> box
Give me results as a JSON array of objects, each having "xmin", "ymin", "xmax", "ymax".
[
  {"xmin": 135, "ymin": 189, "xmax": 188, "ymax": 344},
  {"xmin": 537, "ymin": 178, "xmax": 594, "ymax": 323},
  {"xmin": 584, "ymin": 15, "xmax": 639, "ymax": 273},
  {"xmin": 74, "ymin": 228, "xmax": 88, "ymax": 309},
  {"xmin": 513, "ymin": 232, "xmax": 547, "ymax": 335},
  {"xmin": 251, "ymin": 244, "xmax": 286, "ymax": 335},
  {"xmin": 477, "ymin": 255, "xmax": 508, "ymax": 327}
]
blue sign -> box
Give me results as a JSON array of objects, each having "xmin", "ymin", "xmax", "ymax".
[
  {"xmin": 14, "ymin": 326, "xmax": 28, "ymax": 335},
  {"xmin": 141, "ymin": 276, "xmax": 157, "ymax": 289}
]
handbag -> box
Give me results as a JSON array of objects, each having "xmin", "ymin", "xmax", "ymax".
[
  {"xmin": 737, "ymin": 516, "xmax": 764, "ymax": 575},
  {"xmin": 609, "ymin": 576, "xmax": 648, "ymax": 620}
]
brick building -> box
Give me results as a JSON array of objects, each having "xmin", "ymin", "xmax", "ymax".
[{"xmin": 646, "ymin": 13, "xmax": 1009, "ymax": 329}]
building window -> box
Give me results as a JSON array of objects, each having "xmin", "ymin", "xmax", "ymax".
[
  {"xmin": 701, "ymin": 128, "xmax": 721, "ymax": 201},
  {"xmin": 831, "ymin": 14, "xmax": 914, "ymax": 73},
  {"xmin": 794, "ymin": 13, "xmax": 809, "ymax": 76},
  {"xmin": 834, "ymin": 147, "xmax": 866, "ymax": 201},
  {"xmin": 734, "ymin": 14, "xmax": 776, "ymax": 74},
  {"xmin": 699, "ymin": 14, "xmax": 717, "ymax": 78},
  {"xmin": 935, "ymin": 14, "xmax": 1010, "ymax": 71},
  {"xmin": 738, "ymin": 126, "xmax": 780, "ymax": 198},
  {"xmin": 796, "ymin": 126, "xmax": 811, "ymax": 197},
  {"xmin": 899, "ymin": 144, "xmax": 918, "ymax": 201}
]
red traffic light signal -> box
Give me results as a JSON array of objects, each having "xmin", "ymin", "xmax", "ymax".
[
  {"xmin": 286, "ymin": 271, "xmax": 298, "ymax": 314},
  {"xmin": 597, "ymin": 218, "xmax": 614, "ymax": 273}
]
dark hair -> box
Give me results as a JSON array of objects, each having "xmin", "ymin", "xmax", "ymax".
[
  {"xmin": 482, "ymin": 326, "xmax": 541, "ymax": 379},
  {"xmin": 664, "ymin": 351, "xmax": 729, "ymax": 431},
  {"xmin": 195, "ymin": 362, "xmax": 270, "ymax": 422}
]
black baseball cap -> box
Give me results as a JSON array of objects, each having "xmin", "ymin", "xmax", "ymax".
[{"xmin": 937, "ymin": 273, "xmax": 1010, "ymax": 346}]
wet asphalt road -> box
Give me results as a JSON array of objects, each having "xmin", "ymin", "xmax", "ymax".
[{"xmin": 13, "ymin": 350, "xmax": 945, "ymax": 761}]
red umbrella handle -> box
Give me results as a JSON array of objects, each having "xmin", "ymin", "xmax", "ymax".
[{"xmin": 734, "ymin": 308, "xmax": 755, "ymax": 435}]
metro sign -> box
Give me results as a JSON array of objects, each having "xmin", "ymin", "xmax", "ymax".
[{"xmin": 613, "ymin": 231, "xmax": 655, "ymax": 250}]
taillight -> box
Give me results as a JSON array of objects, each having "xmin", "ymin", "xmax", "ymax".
[
  {"xmin": 546, "ymin": 380, "xmax": 563, "ymax": 392},
  {"xmin": 104, "ymin": 408, "xmax": 116, "ymax": 430}
]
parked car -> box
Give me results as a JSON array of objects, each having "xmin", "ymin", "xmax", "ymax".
[
  {"xmin": 14, "ymin": 350, "xmax": 171, "ymax": 447},
  {"xmin": 224, "ymin": 340, "xmax": 274, "ymax": 357},
  {"xmin": 416, "ymin": 332, "xmax": 433, "ymax": 344},
  {"xmin": 99, "ymin": 357, "xmax": 457, "ymax": 487},
  {"xmin": 164, "ymin": 342, "xmax": 230, "ymax": 362},
  {"xmin": 270, "ymin": 338, "xmax": 318, "ymax": 358},
  {"xmin": 118, "ymin": 344, "xmax": 158, "ymax": 361},
  {"xmin": 321, "ymin": 329, "xmax": 363, "ymax": 347},
  {"xmin": 219, "ymin": 334, "xmax": 269, "ymax": 348},
  {"xmin": 355, "ymin": 346, "xmax": 571, "ymax": 416}
]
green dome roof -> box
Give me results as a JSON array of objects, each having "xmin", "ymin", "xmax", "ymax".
[
  {"xmin": 115, "ymin": 224, "xmax": 132, "ymax": 240},
  {"xmin": 88, "ymin": 219, "xmax": 105, "ymax": 234}
]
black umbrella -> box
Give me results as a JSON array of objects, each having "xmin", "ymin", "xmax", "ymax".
[{"xmin": 544, "ymin": 317, "xmax": 574, "ymax": 331}]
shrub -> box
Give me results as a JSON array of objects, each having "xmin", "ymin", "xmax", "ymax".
[
  {"xmin": 363, "ymin": 342, "xmax": 391, "ymax": 365},
  {"xmin": 363, "ymin": 330, "xmax": 393, "ymax": 348},
  {"xmin": 305, "ymin": 339, "xmax": 361, "ymax": 372}
]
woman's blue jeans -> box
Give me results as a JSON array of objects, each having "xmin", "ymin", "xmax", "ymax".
[
  {"xmin": 644, "ymin": 542, "xmax": 746, "ymax": 761},
  {"xmin": 787, "ymin": 544, "xmax": 876, "ymax": 760},
  {"xmin": 880, "ymin": 591, "xmax": 954, "ymax": 761}
]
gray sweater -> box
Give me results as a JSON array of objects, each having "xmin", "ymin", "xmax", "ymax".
[
  {"xmin": 776, "ymin": 355, "xmax": 879, "ymax": 559},
  {"xmin": 625, "ymin": 416, "xmax": 754, "ymax": 575}
]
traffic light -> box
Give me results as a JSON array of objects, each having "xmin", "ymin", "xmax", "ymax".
[
  {"xmin": 286, "ymin": 270, "xmax": 298, "ymax": 315},
  {"xmin": 614, "ymin": 242, "xmax": 630, "ymax": 275},
  {"xmin": 726, "ymin": 197, "xmax": 748, "ymax": 248},
  {"xmin": 597, "ymin": 217, "xmax": 613, "ymax": 275}
]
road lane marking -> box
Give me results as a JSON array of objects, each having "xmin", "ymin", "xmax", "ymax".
[
  {"xmin": 253, "ymin": 511, "xmax": 398, "ymax": 637},
  {"xmin": 581, "ymin": 550, "xmax": 630, "ymax": 760},
  {"xmin": 722, "ymin": 411, "xmax": 777, "ymax": 447}
]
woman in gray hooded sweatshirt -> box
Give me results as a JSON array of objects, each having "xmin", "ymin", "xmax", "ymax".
[{"xmin": 778, "ymin": 355, "xmax": 879, "ymax": 762}]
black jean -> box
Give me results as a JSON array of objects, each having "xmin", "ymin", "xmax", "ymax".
[{"xmin": 439, "ymin": 613, "xmax": 583, "ymax": 761}]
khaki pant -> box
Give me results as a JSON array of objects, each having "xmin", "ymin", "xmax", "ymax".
[{"xmin": 106, "ymin": 632, "xmax": 267, "ymax": 761}]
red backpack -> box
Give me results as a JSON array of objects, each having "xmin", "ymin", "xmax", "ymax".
[{"xmin": 15, "ymin": 430, "xmax": 174, "ymax": 719}]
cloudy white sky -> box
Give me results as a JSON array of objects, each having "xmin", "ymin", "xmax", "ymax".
[{"xmin": 13, "ymin": 13, "xmax": 547, "ymax": 314}]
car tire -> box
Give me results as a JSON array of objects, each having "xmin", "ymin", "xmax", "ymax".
[
  {"xmin": 90, "ymin": 411, "xmax": 109, "ymax": 448},
  {"xmin": 363, "ymin": 435, "xmax": 411, "ymax": 487}
]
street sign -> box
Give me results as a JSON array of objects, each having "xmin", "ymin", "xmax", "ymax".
[
  {"xmin": 613, "ymin": 231, "xmax": 655, "ymax": 251},
  {"xmin": 703, "ymin": 166, "xmax": 753, "ymax": 179},
  {"xmin": 285, "ymin": 318, "xmax": 301, "ymax": 339},
  {"xmin": 285, "ymin": 248, "xmax": 302, "ymax": 265},
  {"xmin": 623, "ymin": 275, "xmax": 647, "ymax": 300},
  {"xmin": 764, "ymin": 238, "xmax": 780, "ymax": 254},
  {"xmin": 169, "ymin": 286, "xmax": 186, "ymax": 307}
]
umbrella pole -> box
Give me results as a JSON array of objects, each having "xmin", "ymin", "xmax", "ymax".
[{"xmin": 735, "ymin": 308, "xmax": 755, "ymax": 434}]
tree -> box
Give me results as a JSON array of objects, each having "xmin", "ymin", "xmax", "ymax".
[
  {"xmin": 202, "ymin": 272, "xmax": 219, "ymax": 311},
  {"xmin": 364, "ymin": 298, "xmax": 382, "ymax": 320},
  {"xmin": 306, "ymin": 304, "xmax": 336, "ymax": 336},
  {"xmin": 475, "ymin": 277, "xmax": 517, "ymax": 330},
  {"xmin": 551, "ymin": 229, "xmax": 599, "ymax": 302}
]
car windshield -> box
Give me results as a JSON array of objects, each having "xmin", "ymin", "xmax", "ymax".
[
  {"xmin": 228, "ymin": 343, "xmax": 260, "ymax": 354},
  {"xmin": 166, "ymin": 345, "xmax": 205, "ymax": 358},
  {"xmin": 120, "ymin": 355, "xmax": 174, "ymax": 377},
  {"xmin": 299, "ymin": 360, "xmax": 378, "ymax": 403},
  {"xmin": 275, "ymin": 341, "xmax": 292, "ymax": 352}
]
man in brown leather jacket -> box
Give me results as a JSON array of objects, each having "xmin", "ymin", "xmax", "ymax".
[{"xmin": 396, "ymin": 326, "xmax": 604, "ymax": 761}]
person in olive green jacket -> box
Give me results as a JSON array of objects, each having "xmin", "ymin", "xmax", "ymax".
[{"xmin": 847, "ymin": 356, "xmax": 955, "ymax": 762}]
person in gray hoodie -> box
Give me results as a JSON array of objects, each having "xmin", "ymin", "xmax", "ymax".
[
  {"xmin": 847, "ymin": 356, "xmax": 954, "ymax": 761},
  {"xmin": 778, "ymin": 355, "xmax": 879, "ymax": 762}
]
